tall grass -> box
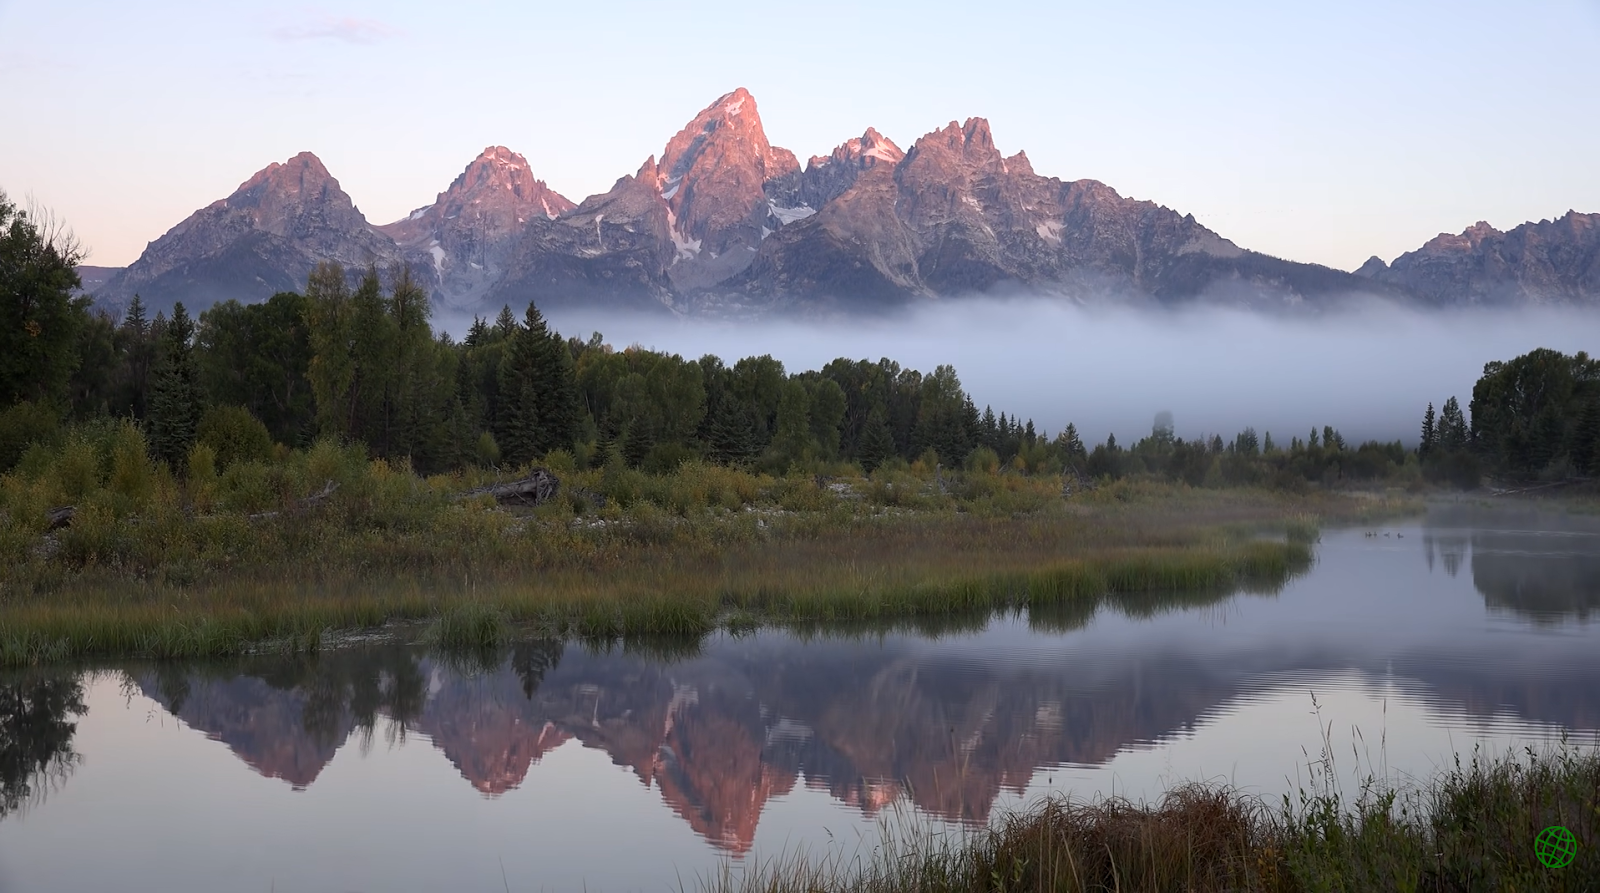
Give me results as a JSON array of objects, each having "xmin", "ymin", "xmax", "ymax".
[
  {"xmin": 700, "ymin": 742, "xmax": 1600, "ymax": 893},
  {"xmin": 0, "ymin": 437, "xmax": 1413, "ymax": 666}
]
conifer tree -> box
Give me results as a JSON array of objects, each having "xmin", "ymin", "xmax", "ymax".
[
  {"xmin": 495, "ymin": 300, "xmax": 580, "ymax": 466},
  {"xmin": 1263, "ymin": 431, "xmax": 1276, "ymax": 454},
  {"xmin": 1419, "ymin": 402, "xmax": 1437, "ymax": 458},
  {"xmin": 1055, "ymin": 422, "xmax": 1086, "ymax": 465},
  {"xmin": 858, "ymin": 407, "xmax": 896, "ymax": 472},
  {"xmin": 1439, "ymin": 397, "xmax": 1468, "ymax": 452},
  {"xmin": 147, "ymin": 302, "xmax": 203, "ymax": 470},
  {"xmin": 1574, "ymin": 400, "xmax": 1600, "ymax": 476},
  {"xmin": 621, "ymin": 420, "xmax": 654, "ymax": 468},
  {"xmin": 707, "ymin": 395, "xmax": 757, "ymax": 464}
]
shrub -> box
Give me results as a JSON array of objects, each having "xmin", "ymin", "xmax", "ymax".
[
  {"xmin": 643, "ymin": 442, "xmax": 696, "ymax": 475},
  {"xmin": 0, "ymin": 401, "xmax": 59, "ymax": 472},
  {"xmin": 965, "ymin": 446, "xmax": 1000, "ymax": 474},
  {"xmin": 196, "ymin": 405, "xmax": 273, "ymax": 470}
]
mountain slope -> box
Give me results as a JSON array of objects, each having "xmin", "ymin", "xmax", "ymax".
[
  {"xmin": 715, "ymin": 118, "xmax": 1396, "ymax": 313},
  {"xmin": 1356, "ymin": 212, "xmax": 1600, "ymax": 306},
  {"xmin": 378, "ymin": 146, "xmax": 575, "ymax": 311},
  {"xmin": 100, "ymin": 152, "xmax": 400, "ymax": 313}
]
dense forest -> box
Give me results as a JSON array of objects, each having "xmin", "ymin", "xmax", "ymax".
[{"xmin": 2, "ymin": 191, "xmax": 1593, "ymax": 490}]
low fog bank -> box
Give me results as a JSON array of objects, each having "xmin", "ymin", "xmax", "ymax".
[{"xmin": 443, "ymin": 298, "xmax": 1600, "ymax": 449}]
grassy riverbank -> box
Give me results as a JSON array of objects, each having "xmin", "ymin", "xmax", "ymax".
[
  {"xmin": 705, "ymin": 743, "xmax": 1599, "ymax": 893},
  {"xmin": 0, "ymin": 441, "xmax": 1418, "ymax": 665}
]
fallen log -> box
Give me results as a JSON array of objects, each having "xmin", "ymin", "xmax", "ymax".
[
  {"xmin": 46, "ymin": 506, "xmax": 75, "ymax": 530},
  {"xmin": 248, "ymin": 480, "xmax": 339, "ymax": 522},
  {"xmin": 455, "ymin": 468, "xmax": 560, "ymax": 507}
]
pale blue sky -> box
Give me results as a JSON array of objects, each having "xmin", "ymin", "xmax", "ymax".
[{"xmin": 2, "ymin": 0, "xmax": 1597, "ymax": 269}]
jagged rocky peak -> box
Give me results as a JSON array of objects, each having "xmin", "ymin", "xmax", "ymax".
[
  {"xmin": 97, "ymin": 150, "xmax": 400, "ymax": 314},
  {"xmin": 377, "ymin": 146, "xmax": 576, "ymax": 312},
  {"xmin": 904, "ymin": 117, "xmax": 1005, "ymax": 170},
  {"xmin": 775, "ymin": 127, "xmax": 907, "ymax": 215},
  {"xmin": 214, "ymin": 150, "xmax": 368, "ymax": 234},
  {"xmin": 811, "ymin": 127, "xmax": 905, "ymax": 169},
  {"xmin": 1418, "ymin": 220, "xmax": 1505, "ymax": 254},
  {"xmin": 1354, "ymin": 255, "xmax": 1389, "ymax": 277},
  {"xmin": 386, "ymin": 146, "xmax": 574, "ymax": 236},
  {"xmin": 656, "ymin": 88, "xmax": 799, "ymax": 242}
]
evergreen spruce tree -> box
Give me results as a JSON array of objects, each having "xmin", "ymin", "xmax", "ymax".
[
  {"xmin": 147, "ymin": 302, "xmax": 202, "ymax": 470},
  {"xmin": 1263, "ymin": 431, "xmax": 1276, "ymax": 454},
  {"xmin": 494, "ymin": 300, "xmax": 580, "ymax": 466},
  {"xmin": 592, "ymin": 415, "xmax": 619, "ymax": 469},
  {"xmin": 1573, "ymin": 400, "xmax": 1600, "ymax": 476},
  {"xmin": 621, "ymin": 421, "xmax": 654, "ymax": 468},
  {"xmin": 1419, "ymin": 402, "xmax": 1437, "ymax": 458},
  {"xmin": 858, "ymin": 407, "xmax": 897, "ymax": 472},
  {"xmin": 708, "ymin": 397, "xmax": 757, "ymax": 464},
  {"xmin": 980, "ymin": 405, "xmax": 999, "ymax": 451},
  {"xmin": 493, "ymin": 305, "xmax": 517, "ymax": 339},
  {"xmin": 465, "ymin": 315, "xmax": 489, "ymax": 348},
  {"xmin": 1055, "ymin": 422, "xmax": 1086, "ymax": 465},
  {"xmin": 1439, "ymin": 397, "xmax": 1468, "ymax": 452}
]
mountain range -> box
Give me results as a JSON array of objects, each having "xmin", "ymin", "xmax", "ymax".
[{"xmin": 90, "ymin": 88, "xmax": 1600, "ymax": 318}]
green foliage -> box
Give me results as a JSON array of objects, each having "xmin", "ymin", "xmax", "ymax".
[
  {"xmin": 0, "ymin": 401, "xmax": 59, "ymax": 472},
  {"xmin": 146, "ymin": 302, "xmax": 202, "ymax": 470},
  {"xmin": 0, "ymin": 191, "xmax": 86, "ymax": 407},
  {"xmin": 495, "ymin": 300, "xmax": 581, "ymax": 466},
  {"xmin": 196, "ymin": 405, "xmax": 273, "ymax": 470},
  {"xmin": 1470, "ymin": 348, "xmax": 1600, "ymax": 478},
  {"xmin": 197, "ymin": 292, "xmax": 314, "ymax": 445},
  {"xmin": 857, "ymin": 407, "xmax": 897, "ymax": 473}
]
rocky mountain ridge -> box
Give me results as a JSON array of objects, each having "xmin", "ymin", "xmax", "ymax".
[
  {"xmin": 88, "ymin": 90, "xmax": 1600, "ymax": 317},
  {"xmin": 1355, "ymin": 211, "xmax": 1600, "ymax": 306}
]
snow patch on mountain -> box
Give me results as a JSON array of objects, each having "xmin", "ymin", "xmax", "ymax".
[{"xmin": 769, "ymin": 203, "xmax": 815, "ymax": 225}]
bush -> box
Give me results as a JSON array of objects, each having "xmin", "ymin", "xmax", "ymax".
[
  {"xmin": 642, "ymin": 441, "xmax": 696, "ymax": 475},
  {"xmin": 0, "ymin": 401, "xmax": 59, "ymax": 472},
  {"xmin": 474, "ymin": 431, "xmax": 501, "ymax": 468},
  {"xmin": 965, "ymin": 446, "xmax": 1000, "ymax": 474},
  {"xmin": 196, "ymin": 405, "xmax": 273, "ymax": 471}
]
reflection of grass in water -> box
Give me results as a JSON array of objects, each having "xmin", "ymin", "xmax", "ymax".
[{"xmin": 700, "ymin": 736, "xmax": 1600, "ymax": 893}]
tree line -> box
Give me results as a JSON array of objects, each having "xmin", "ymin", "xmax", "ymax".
[{"xmin": 6, "ymin": 191, "xmax": 1587, "ymax": 489}]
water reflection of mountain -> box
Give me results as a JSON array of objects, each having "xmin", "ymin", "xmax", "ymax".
[
  {"xmin": 123, "ymin": 617, "xmax": 1600, "ymax": 852},
  {"xmin": 1423, "ymin": 506, "xmax": 1600, "ymax": 621}
]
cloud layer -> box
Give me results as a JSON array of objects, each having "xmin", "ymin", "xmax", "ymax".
[{"xmin": 271, "ymin": 16, "xmax": 399, "ymax": 45}]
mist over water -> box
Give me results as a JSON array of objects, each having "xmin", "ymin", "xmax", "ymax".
[{"xmin": 444, "ymin": 298, "xmax": 1600, "ymax": 448}]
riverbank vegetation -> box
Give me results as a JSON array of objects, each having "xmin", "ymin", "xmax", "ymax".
[{"xmin": 705, "ymin": 742, "xmax": 1599, "ymax": 892}]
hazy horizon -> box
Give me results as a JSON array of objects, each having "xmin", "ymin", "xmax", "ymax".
[
  {"xmin": 2, "ymin": 1, "xmax": 1597, "ymax": 272},
  {"xmin": 481, "ymin": 297, "xmax": 1600, "ymax": 450}
]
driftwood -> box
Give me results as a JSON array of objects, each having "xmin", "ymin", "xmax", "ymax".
[
  {"xmin": 456, "ymin": 468, "xmax": 560, "ymax": 507},
  {"xmin": 46, "ymin": 506, "xmax": 75, "ymax": 530},
  {"xmin": 1487, "ymin": 478, "xmax": 1589, "ymax": 497},
  {"xmin": 248, "ymin": 480, "xmax": 339, "ymax": 522}
]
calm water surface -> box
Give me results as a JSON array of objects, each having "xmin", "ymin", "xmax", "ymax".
[{"xmin": 3, "ymin": 506, "xmax": 1598, "ymax": 892}]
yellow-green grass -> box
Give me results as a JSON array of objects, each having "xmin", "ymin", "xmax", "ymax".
[{"xmin": 1, "ymin": 441, "xmax": 1420, "ymax": 665}]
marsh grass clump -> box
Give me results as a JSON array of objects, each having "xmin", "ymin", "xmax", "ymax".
[
  {"xmin": 423, "ymin": 602, "xmax": 510, "ymax": 650},
  {"xmin": 1285, "ymin": 514, "xmax": 1322, "ymax": 545},
  {"xmin": 701, "ymin": 743, "xmax": 1600, "ymax": 893}
]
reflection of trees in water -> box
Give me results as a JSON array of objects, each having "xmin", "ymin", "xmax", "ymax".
[
  {"xmin": 0, "ymin": 671, "xmax": 87, "ymax": 819},
  {"xmin": 1471, "ymin": 530, "xmax": 1600, "ymax": 621},
  {"xmin": 1423, "ymin": 507, "xmax": 1600, "ymax": 621},
  {"xmin": 1422, "ymin": 531, "xmax": 1469, "ymax": 577}
]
